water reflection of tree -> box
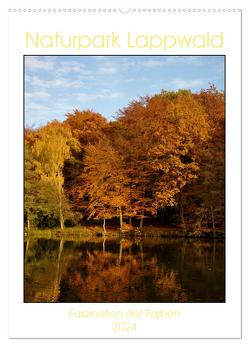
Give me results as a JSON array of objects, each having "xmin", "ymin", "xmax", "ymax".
[
  {"xmin": 60, "ymin": 240, "xmax": 188, "ymax": 303},
  {"xmin": 24, "ymin": 238, "xmax": 224, "ymax": 303},
  {"xmin": 24, "ymin": 239, "xmax": 71, "ymax": 302}
]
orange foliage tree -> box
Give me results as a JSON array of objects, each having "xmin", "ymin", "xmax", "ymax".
[
  {"xmin": 81, "ymin": 138, "xmax": 131, "ymax": 230},
  {"xmin": 25, "ymin": 87, "xmax": 224, "ymax": 234}
]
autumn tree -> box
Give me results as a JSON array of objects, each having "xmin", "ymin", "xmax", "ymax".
[
  {"xmin": 185, "ymin": 85, "xmax": 225, "ymax": 234},
  {"xmin": 24, "ymin": 139, "xmax": 53, "ymax": 230},
  {"xmin": 31, "ymin": 121, "xmax": 79, "ymax": 229},
  {"xmin": 63, "ymin": 110, "xmax": 109, "ymax": 214},
  {"xmin": 24, "ymin": 86, "xmax": 224, "ymax": 235},
  {"xmin": 116, "ymin": 98, "xmax": 160, "ymax": 227},
  {"xmin": 65, "ymin": 109, "xmax": 108, "ymax": 147},
  {"xmin": 117, "ymin": 90, "xmax": 210, "ymax": 230},
  {"xmin": 147, "ymin": 90, "xmax": 210, "ymax": 230},
  {"xmin": 81, "ymin": 138, "xmax": 131, "ymax": 230},
  {"xmin": 24, "ymin": 130, "xmax": 41, "ymax": 230}
]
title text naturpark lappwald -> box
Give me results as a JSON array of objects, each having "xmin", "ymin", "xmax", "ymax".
[{"xmin": 26, "ymin": 32, "xmax": 224, "ymax": 52}]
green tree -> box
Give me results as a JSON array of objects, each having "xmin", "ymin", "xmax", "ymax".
[
  {"xmin": 24, "ymin": 134, "xmax": 40, "ymax": 230},
  {"xmin": 32, "ymin": 121, "xmax": 79, "ymax": 229}
]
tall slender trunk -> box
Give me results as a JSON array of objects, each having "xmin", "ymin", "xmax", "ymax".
[
  {"xmin": 58, "ymin": 239, "xmax": 64, "ymax": 260},
  {"xmin": 25, "ymin": 238, "xmax": 30, "ymax": 261},
  {"xmin": 102, "ymin": 219, "xmax": 106, "ymax": 252},
  {"xmin": 139, "ymin": 212, "xmax": 144, "ymax": 229},
  {"xmin": 58, "ymin": 182, "xmax": 64, "ymax": 230},
  {"xmin": 210, "ymin": 201, "xmax": 216, "ymax": 238},
  {"xmin": 129, "ymin": 216, "xmax": 132, "ymax": 226},
  {"xmin": 103, "ymin": 237, "xmax": 106, "ymax": 252},
  {"xmin": 59, "ymin": 208, "xmax": 64, "ymax": 230},
  {"xmin": 27, "ymin": 217, "xmax": 30, "ymax": 231},
  {"xmin": 119, "ymin": 206, "xmax": 123, "ymax": 230},
  {"xmin": 179, "ymin": 192, "xmax": 187, "ymax": 234},
  {"xmin": 103, "ymin": 219, "xmax": 106, "ymax": 235},
  {"xmin": 119, "ymin": 240, "xmax": 123, "ymax": 265}
]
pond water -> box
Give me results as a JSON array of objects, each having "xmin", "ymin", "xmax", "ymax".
[{"xmin": 24, "ymin": 236, "xmax": 225, "ymax": 303}]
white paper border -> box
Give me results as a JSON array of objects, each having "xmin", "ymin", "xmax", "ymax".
[{"xmin": 7, "ymin": 7, "xmax": 242, "ymax": 339}]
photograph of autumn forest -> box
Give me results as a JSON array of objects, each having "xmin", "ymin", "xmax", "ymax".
[{"xmin": 24, "ymin": 55, "xmax": 225, "ymax": 303}]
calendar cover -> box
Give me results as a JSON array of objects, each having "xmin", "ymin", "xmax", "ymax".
[{"xmin": 7, "ymin": 0, "xmax": 242, "ymax": 339}]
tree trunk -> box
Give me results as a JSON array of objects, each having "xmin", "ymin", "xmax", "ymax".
[
  {"xmin": 178, "ymin": 193, "xmax": 187, "ymax": 234},
  {"xmin": 103, "ymin": 237, "xmax": 106, "ymax": 252},
  {"xmin": 210, "ymin": 201, "xmax": 216, "ymax": 238},
  {"xmin": 119, "ymin": 240, "xmax": 123, "ymax": 265},
  {"xmin": 102, "ymin": 219, "xmax": 106, "ymax": 252},
  {"xmin": 58, "ymin": 239, "xmax": 64, "ymax": 260},
  {"xmin": 25, "ymin": 238, "xmax": 30, "ymax": 261},
  {"xmin": 139, "ymin": 213, "xmax": 144, "ymax": 229},
  {"xmin": 58, "ymin": 180, "xmax": 64, "ymax": 230},
  {"xmin": 59, "ymin": 208, "xmax": 64, "ymax": 230},
  {"xmin": 103, "ymin": 219, "xmax": 106, "ymax": 235},
  {"xmin": 129, "ymin": 216, "xmax": 132, "ymax": 226},
  {"xmin": 27, "ymin": 217, "xmax": 31, "ymax": 231},
  {"xmin": 119, "ymin": 207, "xmax": 123, "ymax": 230}
]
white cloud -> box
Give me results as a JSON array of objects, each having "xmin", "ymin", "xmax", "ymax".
[
  {"xmin": 25, "ymin": 56, "xmax": 56, "ymax": 71},
  {"xmin": 171, "ymin": 78, "xmax": 203, "ymax": 89},
  {"xmin": 25, "ymin": 102, "xmax": 50, "ymax": 111},
  {"xmin": 68, "ymin": 80, "xmax": 85, "ymax": 88},
  {"xmin": 141, "ymin": 60, "xmax": 169, "ymax": 68},
  {"xmin": 99, "ymin": 65, "xmax": 117, "ymax": 74},
  {"xmin": 56, "ymin": 61, "xmax": 87, "ymax": 75},
  {"xmin": 28, "ymin": 76, "xmax": 48, "ymax": 88},
  {"xmin": 25, "ymin": 91, "xmax": 50, "ymax": 99},
  {"xmin": 76, "ymin": 90, "xmax": 123, "ymax": 101},
  {"xmin": 51, "ymin": 78, "xmax": 84, "ymax": 88},
  {"xmin": 140, "ymin": 56, "xmax": 207, "ymax": 68},
  {"xmin": 95, "ymin": 57, "xmax": 173, "ymax": 71},
  {"xmin": 180, "ymin": 56, "xmax": 206, "ymax": 65},
  {"xmin": 97, "ymin": 58, "xmax": 136, "ymax": 74},
  {"xmin": 28, "ymin": 76, "xmax": 84, "ymax": 89}
]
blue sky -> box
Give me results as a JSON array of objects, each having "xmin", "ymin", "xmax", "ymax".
[{"xmin": 25, "ymin": 55, "xmax": 224, "ymax": 127}]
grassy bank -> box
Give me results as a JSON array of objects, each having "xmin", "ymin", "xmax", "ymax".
[{"xmin": 25, "ymin": 225, "xmax": 224, "ymax": 241}]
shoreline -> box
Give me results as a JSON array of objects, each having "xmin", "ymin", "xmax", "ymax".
[{"xmin": 24, "ymin": 225, "xmax": 225, "ymax": 241}]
